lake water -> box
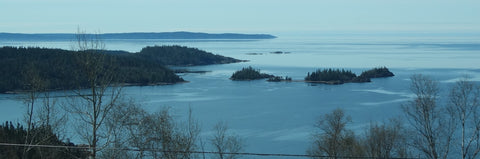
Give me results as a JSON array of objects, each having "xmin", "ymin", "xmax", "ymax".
[{"xmin": 1, "ymin": 32, "xmax": 480, "ymax": 158}]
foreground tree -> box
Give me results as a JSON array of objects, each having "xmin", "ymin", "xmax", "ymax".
[
  {"xmin": 0, "ymin": 121, "xmax": 89, "ymax": 159},
  {"xmin": 65, "ymin": 29, "xmax": 123, "ymax": 158},
  {"xmin": 211, "ymin": 122, "xmax": 244, "ymax": 159},
  {"xmin": 104, "ymin": 104, "xmax": 202, "ymax": 159},
  {"xmin": 402, "ymin": 74, "xmax": 455, "ymax": 159},
  {"xmin": 21, "ymin": 63, "xmax": 46, "ymax": 156},
  {"xmin": 362, "ymin": 119, "xmax": 409, "ymax": 158},
  {"xmin": 448, "ymin": 77, "xmax": 480, "ymax": 159},
  {"xmin": 308, "ymin": 108, "xmax": 363, "ymax": 158}
]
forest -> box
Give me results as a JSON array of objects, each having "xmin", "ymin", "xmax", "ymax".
[
  {"xmin": 305, "ymin": 67, "xmax": 394, "ymax": 84},
  {"xmin": 0, "ymin": 45, "xmax": 244, "ymax": 93},
  {"xmin": 137, "ymin": 45, "xmax": 245, "ymax": 66},
  {"xmin": 230, "ymin": 66, "xmax": 274, "ymax": 80}
]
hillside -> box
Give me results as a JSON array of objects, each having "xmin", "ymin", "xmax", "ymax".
[
  {"xmin": 0, "ymin": 46, "xmax": 244, "ymax": 93},
  {"xmin": 137, "ymin": 45, "xmax": 245, "ymax": 66}
]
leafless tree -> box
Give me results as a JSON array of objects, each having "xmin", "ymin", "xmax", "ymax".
[
  {"xmin": 65, "ymin": 28, "xmax": 122, "ymax": 159},
  {"xmin": 448, "ymin": 77, "xmax": 480, "ymax": 159},
  {"xmin": 20, "ymin": 63, "xmax": 70, "ymax": 158},
  {"xmin": 100, "ymin": 99, "xmax": 139, "ymax": 159},
  {"xmin": 21, "ymin": 63, "xmax": 46, "ymax": 157},
  {"xmin": 175, "ymin": 108, "xmax": 201, "ymax": 158},
  {"xmin": 210, "ymin": 121, "xmax": 244, "ymax": 159},
  {"xmin": 121, "ymin": 106, "xmax": 201, "ymax": 159},
  {"xmin": 402, "ymin": 74, "xmax": 455, "ymax": 159},
  {"xmin": 307, "ymin": 108, "xmax": 363, "ymax": 159},
  {"xmin": 362, "ymin": 118, "xmax": 409, "ymax": 158}
]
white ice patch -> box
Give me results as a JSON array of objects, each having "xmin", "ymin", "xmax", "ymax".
[
  {"xmin": 441, "ymin": 76, "xmax": 480, "ymax": 83},
  {"xmin": 360, "ymin": 98, "xmax": 410, "ymax": 106},
  {"xmin": 353, "ymin": 89, "xmax": 414, "ymax": 98}
]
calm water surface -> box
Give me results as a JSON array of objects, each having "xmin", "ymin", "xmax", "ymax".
[{"xmin": 1, "ymin": 32, "xmax": 480, "ymax": 157}]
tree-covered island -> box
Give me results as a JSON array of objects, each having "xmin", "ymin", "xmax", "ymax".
[
  {"xmin": 230, "ymin": 66, "xmax": 275, "ymax": 80},
  {"xmin": 358, "ymin": 67, "xmax": 395, "ymax": 78},
  {"xmin": 0, "ymin": 45, "xmax": 245, "ymax": 93},
  {"xmin": 138, "ymin": 45, "xmax": 247, "ymax": 66},
  {"xmin": 305, "ymin": 67, "xmax": 394, "ymax": 84}
]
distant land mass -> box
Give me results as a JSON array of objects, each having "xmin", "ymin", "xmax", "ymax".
[
  {"xmin": 0, "ymin": 45, "xmax": 245, "ymax": 93},
  {"xmin": 0, "ymin": 31, "xmax": 277, "ymax": 40}
]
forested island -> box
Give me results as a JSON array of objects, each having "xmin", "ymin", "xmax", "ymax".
[
  {"xmin": 305, "ymin": 67, "xmax": 394, "ymax": 84},
  {"xmin": 230, "ymin": 66, "xmax": 292, "ymax": 82},
  {"xmin": 230, "ymin": 66, "xmax": 274, "ymax": 80},
  {"xmin": 230, "ymin": 66, "xmax": 393, "ymax": 84},
  {"xmin": 0, "ymin": 31, "xmax": 276, "ymax": 40},
  {"xmin": 0, "ymin": 46, "xmax": 244, "ymax": 93},
  {"xmin": 358, "ymin": 67, "xmax": 395, "ymax": 78},
  {"xmin": 138, "ymin": 45, "xmax": 245, "ymax": 66}
]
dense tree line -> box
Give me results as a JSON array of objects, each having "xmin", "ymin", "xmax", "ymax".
[
  {"xmin": 305, "ymin": 67, "xmax": 394, "ymax": 84},
  {"xmin": 358, "ymin": 67, "xmax": 395, "ymax": 79},
  {"xmin": 0, "ymin": 121, "xmax": 89, "ymax": 159},
  {"xmin": 138, "ymin": 45, "xmax": 244, "ymax": 66},
  {"xmin": 305, "ymin": 68, "xmax": 357, "ymax": 83},
  {"xmin": 0, "ymin": 45, "xmax": 245, "ymax": 93},
  {"xmin": 230, "ymin": 66, "xmax": 274, "ymax": 80}
]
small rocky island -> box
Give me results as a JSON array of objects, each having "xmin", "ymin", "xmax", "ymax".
[
  {"xmin": 230, "ymin": 66, "xmax": 274, "ymax": 80},
  {"xmin": 305, "ymin": 67, "xmax": 394, "ymax": 85}
]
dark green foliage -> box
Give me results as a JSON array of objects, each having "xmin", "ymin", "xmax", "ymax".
[
  {"xmin": 0, "ymin": 46, "xmax": 185, "ymax": 93},
  {"xmin": 230, "ymin": 66, "xmax": 274, "ymax": 80},
  {"xmin": 359, "ymin": 67, "xmax": 394, "ymax": 78},
  {"xmin": 305, "ymin": 68, "xmax": 357, "ymax": 84},
  {"xmin": 305, "ymin": 67, "xmax": 394, "ymax": 84},
  {"xmin": 0, "ymin": 121, "xmax": 88, "ymax": 159},
  {"xmin": 138, "ymin": 45, "xmax": 244, "ymax": 66}
]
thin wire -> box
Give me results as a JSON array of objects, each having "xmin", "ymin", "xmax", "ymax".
[{"xmin": 0, "ymin": 142, "xmax": 420, "ymax": 159}]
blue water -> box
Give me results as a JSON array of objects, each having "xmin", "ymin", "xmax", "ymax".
[{"xmin": 1, "ymin": 32, "xmax": 480, "ymax": 157}]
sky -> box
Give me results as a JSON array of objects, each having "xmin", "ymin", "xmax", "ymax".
[{"xmin": 1, "ymin": 0, "xmax": 480, "ymax": 34}]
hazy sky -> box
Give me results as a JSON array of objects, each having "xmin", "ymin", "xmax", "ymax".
[{"xmin": 1, "ymin": 0, "xmax": 479, "ymax": 34}]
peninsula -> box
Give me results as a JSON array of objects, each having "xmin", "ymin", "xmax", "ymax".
[
  {"xmin": 0, "ymin": 45, "xmax": 245, "ymax": 93},
  {"xmin": 0, "ymin": 31, "xmax": 276, "ymax": 40}
]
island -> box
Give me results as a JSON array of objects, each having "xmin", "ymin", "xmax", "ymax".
[
  {"xmin": 305, "ymin": 67, "xmax": 394, "ymax": 85},
  {"xmin": 358, "ymin": 67, "xmax": 395, "ymax": 78},
  {"xmin": 0, "ymin": 46, "xmax": 245, "ymax": 93},
  {"xmin": 0, "ymin": 31, "xmax": 277, "ymax": 40},
  {"xmin": 230, "ymin": 66, "xmax": 274, "ymax": 81},
  {"xmin": 137, "ymin": 45, "xmax": 247, "ymax": 66}
]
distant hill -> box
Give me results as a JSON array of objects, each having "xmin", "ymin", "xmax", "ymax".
[
  {"xmin": 137, "ymin": 45, "xmax": 246, "ymax": 66},
  {"xmin": 0, "ymin": 31, "xmax": 276, "ymax": 40}
]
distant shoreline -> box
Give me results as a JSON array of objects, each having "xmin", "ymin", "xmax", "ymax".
[{"xmin": 0, "ymin": 31, "xmax": 276, "ymax": 40}]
